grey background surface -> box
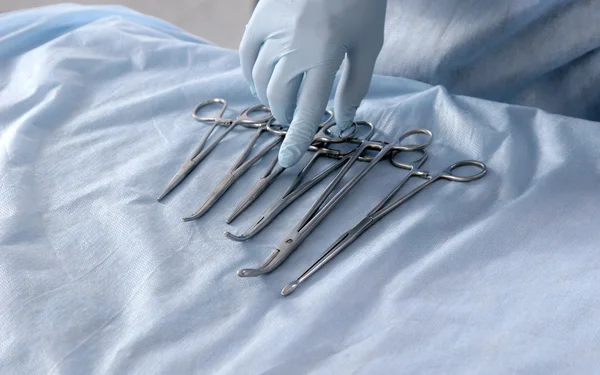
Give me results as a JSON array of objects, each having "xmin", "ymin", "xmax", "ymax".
[{"xmin": 0, "ymin": 0, "xmax": 254, "ymax": 49}]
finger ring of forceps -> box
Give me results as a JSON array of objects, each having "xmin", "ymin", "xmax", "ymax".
[
  {"xmin": 182, "ymin": 110, "xmax": 372, "ymax": 221},
  {"xmin": 281, "ymin": 154, "xmax": 487, "ymax": 296},
  {"xmin": 237, "ymin": 129, "xmax": 434, "ymax": 278},
  {"xmin": 224, "ymin": 121, "xmax": 377, "ymax": 240},
  {"xmin": 157, "ymin": 98, "xmax": 272, "ymax": 201}
]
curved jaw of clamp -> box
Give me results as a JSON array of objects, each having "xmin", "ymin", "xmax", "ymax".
[
  {"xmin": 237, "ymin": 248, "xmax": 283, "ymax": 277},
  {"xmin": 181, "ymin": 173, "xmax": 235, "ymax": 221},
  {"xmin": 224, "ymin": 214, "xmax": 268, "ymax": 242},
  {"xmin": 223, "ymin": 230, "xmax": 252, "ymax": 242},
  {"xmin": 181, "ymin": 201, "xmax": 212, "ymax": 222}
]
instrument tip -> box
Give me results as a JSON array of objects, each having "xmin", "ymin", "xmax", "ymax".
[
  {"xmin": 237, "ymin": 268, "xmax": 262, "ymax": 278},
  {"xmin": 182, "ymin": 209, "xmax": 206, "ymax": 222},
  {"xmin": 227, "ymin": 206, "xmax": 244, "ymax": 224},
  {"xmin": 281, "ymin": 281, "xmax": 299, "ymax": 296},
  {"xmin": 157, "ymin": 184, "xmax": 176, "ymax": 202},
  {"xmin": 224, "ymin": 231, "xmax": 246, "ymax": 242}
]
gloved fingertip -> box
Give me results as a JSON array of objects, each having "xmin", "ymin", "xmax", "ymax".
[
  {"xmin": 334, "ymin": 105, "xmax": 358, "ymax": 130},
  {"xmin": 337, "ymin": 119, "xmax": 354, "ymax": 131},
  {"xmin": 278, "ymin": 146, "xmax": 303, "ymax": 168}
]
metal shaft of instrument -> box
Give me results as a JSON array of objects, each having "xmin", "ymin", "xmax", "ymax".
[
  {"xmin": 237, "ymin": 142, "xmax": 398, "ymax": 277},
  {"xmin": 287, "ymin": 142, "xmax": 394, "ymax": 242},
  {"xmin": 278, "ymin": 129, "xmax": 434, "ymax": 249},
  {"xmin": 158, "ymin": 100, "xmax": 272, "ymax": 202},
  {"xmin": 225, "ymin": 139, "xmax": 334, "ymax": 224},
  {"xmin": 281, "ymin": 158, "xmax": 488, "ymax": 295},
  {"xmin": 157, "ymin": 117, "xmax": 237, "ymax": 201},
  {"xmin": 225, "ymin": 120, "xmax": 371, "ymax": 224},
  {"xmin": 191, "ymin": 119, "xmax": 242, "ymax": 164},
  {"xmin": 182, "ymin": 126, "xmax": 284, "ymax": 221},
  {"xmin": 281, "ymin": 169, "xmax": 428, "ymax": 295},
  {"xmin": 226, "ymin": 156, "xmax": 285, "ymax": 224},
  {"xmin": 224, "ymin": 149, "xmax": 350, "ymax": 241}
]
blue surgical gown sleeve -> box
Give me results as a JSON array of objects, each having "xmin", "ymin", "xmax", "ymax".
[{"xmin": 377, "ymin": 0, "xmax": 600, "ymax": 121}]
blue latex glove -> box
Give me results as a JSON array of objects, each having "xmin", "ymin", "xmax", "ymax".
[{"xmin": 240, "ymin": 0, "xmax": 387, "ymax": 168}]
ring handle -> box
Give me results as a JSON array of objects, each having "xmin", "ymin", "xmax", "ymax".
[
  {"xmin": 321, "ymin": 121, "xmax": 375, "ymax": 142},
  {"xmin": 355, "ymin": 121, "xmax": 376, "ymax": 142},
  {"xmin": 440, "ymin": 160, "xmax": 487, "ymax": 182},
  {"xmin": 237, "ymin": 104, "xmax": 273, "ymax": 127},
  {"xmin": 320, "ymin": 109, "xmax": 334, "ymax": 127},
  {"xmin": 314, "ymin": 122, "xmax": 358, "ymax": 143},
  {"xmin": 265, "ymin": 117, "xmax": 290, "ymax": 136},
  {"xmin": 307, "ymin": 121, "xmax": 375, "ymax": 161},
  {"xmin": 390, "ymin": 149, "xmax": 429, "ymax": 170},
  {"xmin": 192, "ymin": 98, "xmax": 229, "ymax": 123},
  {"xmin": 395, "ymin": 129, "xmax": 434, "ymax": 152}
]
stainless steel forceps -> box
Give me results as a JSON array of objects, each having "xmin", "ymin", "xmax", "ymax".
[
  {"xmin": 181, "ymin": 110, "xmax": 337, "ymax": 221},
  {"xmin": 237, "ymin": 129, "xmax": 434, "ymax": 277},
  {"xmin": 225, "ymin": 121, "xmax": 375, "ymax": 224},
  {"xmin": 281, "ymin": 156, "xmax": 487, "ymax": 296},
  {"xmin": 224, "ymin": 121, "xmax": 375, "ymax": 240},
  {"xmin": 157, "ymin": 98, "xmax": 272, "ymax": 201}
]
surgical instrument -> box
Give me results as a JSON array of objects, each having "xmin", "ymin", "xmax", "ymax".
[
  {"xmin": 182, "ymin": 111, "xmax": 354, "ymax": 221},
  {"xmin": 224, "ymin": 121, "xmax": 375, "ymax": 240},
  {"xmin": 237, "ymin": 129, "xmax": 434, "ymax": 277},
  {"xmin": 157, "ymin": 99, "xmax": 272, "ymax": 201},
  {"xmin": 225, "ymin": 118, "xmax": 371, "ymax": 224},
  {"xmin": 225, "ymin": 123, "xmax": 369, "ymax": 224},
  {"xmin": 281, "ymin": 157, "xmax": 487, "ymax": 296}
]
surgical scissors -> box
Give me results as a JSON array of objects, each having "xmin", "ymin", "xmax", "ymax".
[
  {"xmin": 157, "ymin": 99, "xmax": 272, "ymax": 201},
  {"xmin": 182, "ymin": 111, "xmax": 344, "ymax": 221},
  {"xmin": 237, "ymin": 129, "xmax": 434, "ymax": 277},
  {"xmin": 224, "ymin": 121, "xmax": 375, "ymax": 240},
  {"xmin": 281, "ymin": 157, "xmax": 487, "ymax": 296}
]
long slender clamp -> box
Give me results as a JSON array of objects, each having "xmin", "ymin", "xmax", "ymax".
[
  {"xmin": 224, "ymin": 121, "xmax": 375, "ymax": 239},
  {"xmin": 281, "ymin": 157, "xmax": 487, "ymax": 296},
  {"xmin": 224, "ymin": 117, "xmax": 358, "ymax": 224},
  {"xmin": 157, "ymin": 99, "xmax": 271, "ymax": 201},
  {"xmin": 237, "ymin": 129, "xmax": 434, "ymax": 277},
  {"xmin": 182, "ymin": 111, "xmax": 334, "ymax": 221}
]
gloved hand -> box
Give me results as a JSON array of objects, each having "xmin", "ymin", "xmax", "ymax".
[{"xmin": 240, "ymin": 0, "xmax": 387, "ymax": 168}]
